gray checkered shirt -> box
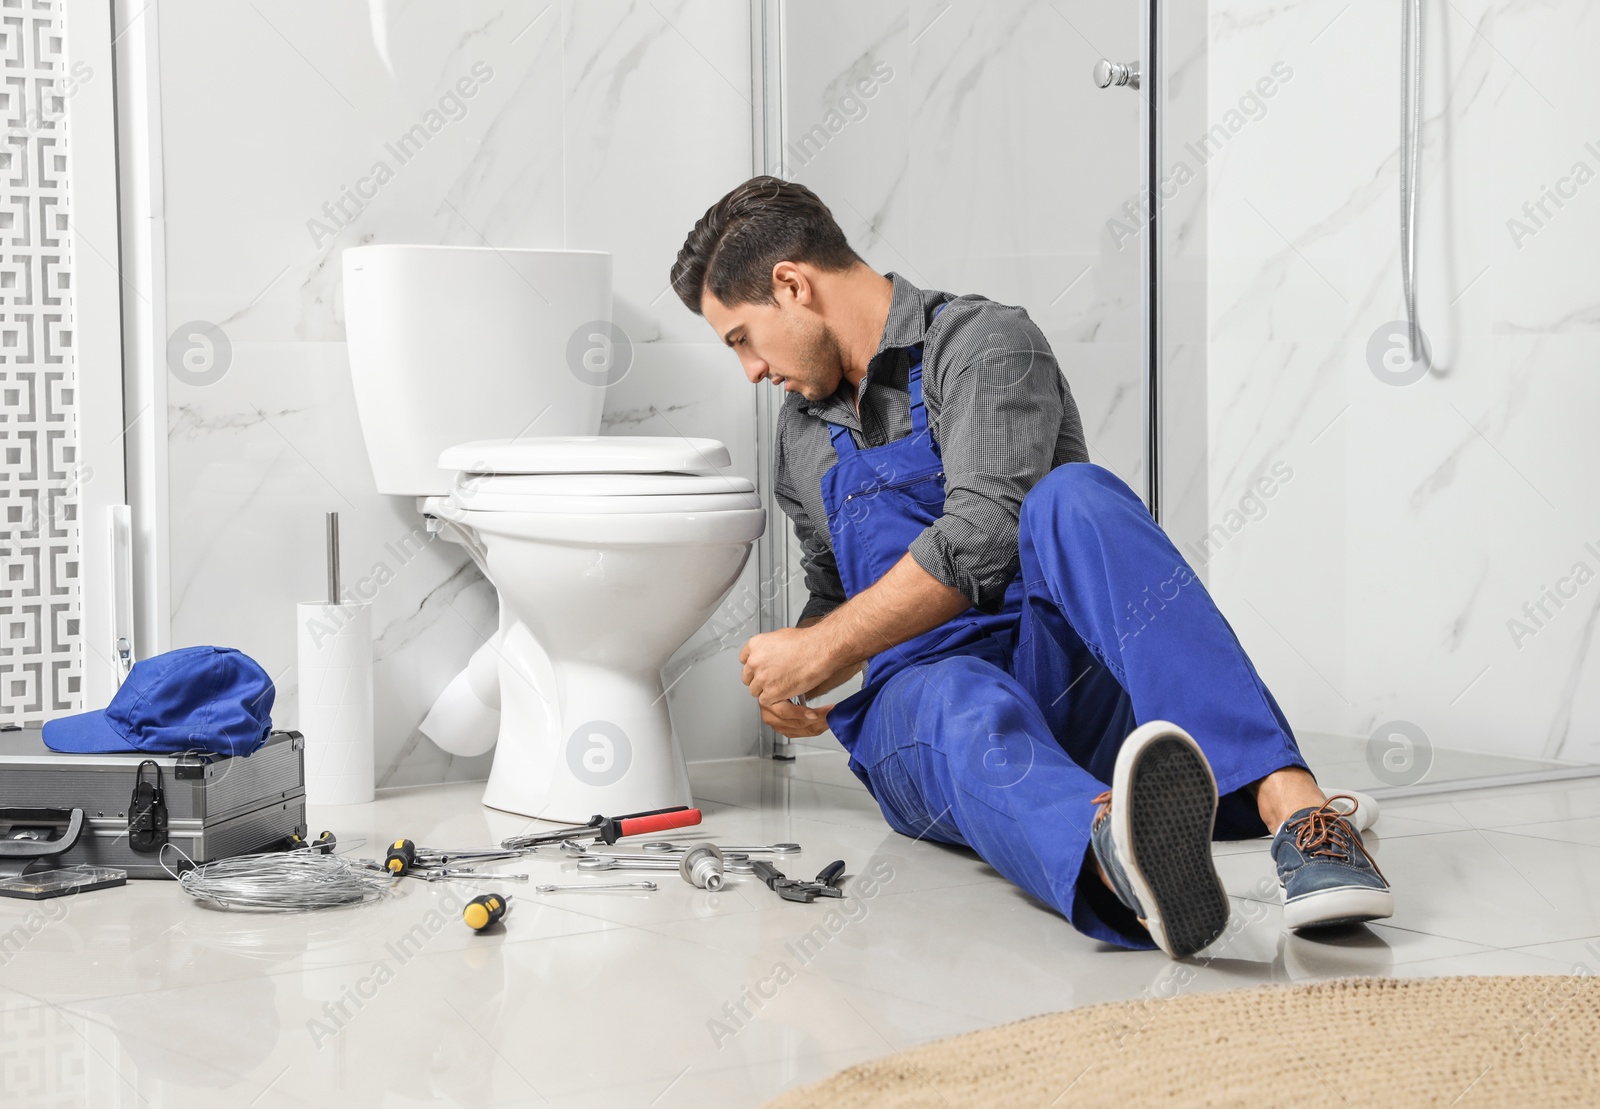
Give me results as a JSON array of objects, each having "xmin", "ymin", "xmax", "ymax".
[{"xmin": 775, "ymin": 272, "xmax": 1090, "ymax": 623}]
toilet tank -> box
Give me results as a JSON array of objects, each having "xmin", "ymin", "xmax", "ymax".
[{"xmin": 342, "ymin": 245, "xmax": 611, "ymax": 496}]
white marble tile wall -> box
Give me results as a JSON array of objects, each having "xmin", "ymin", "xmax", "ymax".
[
  {"xmin": 157, "ymin": 1, "xmax": 763, "ymax": 784},
  {"xmin": 780, "ymin": 0, "xmax": 1150, "ymax": 497},
  {"xmin": 1187, "ymin": 0, "xmax": 1600, "ymax": 766},
  {"xmin": 771, "ymin": 0, "xmax": 1150, "ymax": 749}
]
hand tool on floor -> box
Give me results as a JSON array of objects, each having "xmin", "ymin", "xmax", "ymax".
[
  {"xmin": 463, "ymin": 892, "xmax": 511, "ymax": 931},
  {"xmin": 574, "ymin": 850, "xmax": 752, "ymax": 880},
  {"xmin": 385, "ymin": 838, "xmax": 418, "ymax": 875},
  {"xmin": 679, "ymin": 845, "xmax": 725, "ymax": 891},
  {"xmin": 557, "ymin": 841, "xmax": 749, "ymax": 863},
  {"xmin": 751, "ymin": 859, "xmax": 846, "ymax": 903},
  {"xmin": 414, "ymin": 846, "xmax": 529, "ymax": 867},
  {"xmin": 640, "ymin": 841, "xmax": 801, "ymax": 856},
  {"xmin": 573, "ymin": 856, "xmax": 684, "ymax": 873},
  {"xmin": 419, "ymin": 868, "xmax": 529, "ymax": 883},
  {"xmin": 560, "ymin": 844, "xmax": 729, "ymax": 889},
  {"xmin": 381, "ymin": 838, "xmax": 539, "ymax": 883},
  {"xmin": 289, "ymin": 830, "xmax": 337, "ymax": 854},
  {"xmin": 499, "ymin": 806, "xmax": 702, "ymax": 851},
  {"xmin": 534, "ymin": 880, "xmax": 657, "ymax": 893}
]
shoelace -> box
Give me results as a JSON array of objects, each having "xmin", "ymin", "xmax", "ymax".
[
  {"xmin": 1288, "ymin": 795, "xmax": 1385, "ymax": 880},
  {"xmin": 1091, "ymin": 789, "xmax": 1113, "ymax": 829},
  {"xmin": 1088, "ymin": 789, "xmax": 1149, "ymax": 926}
]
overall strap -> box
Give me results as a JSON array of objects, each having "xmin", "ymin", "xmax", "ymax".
[
  {"xmin": 828, "ymin": 300, "xmax": 951, "ymax": 457},
  {"xmin": 907, "ymin": 300, "xmax": 949, "ymax": 440}
]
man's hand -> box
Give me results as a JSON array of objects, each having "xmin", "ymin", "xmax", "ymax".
[
  {"xmin": 739, "ymin": 552, "xmax": 968, "ymax": 721},
  {"xmin": 739, "ymin": 619, "xmax": 863, "ymax": 739},
  {"xmin": 760, "ymin": 697, "xmax": 836, "ymax": 739},
  {"xmin": 740, "ymin": 626, "xmax": 844, "ymax": 706}
]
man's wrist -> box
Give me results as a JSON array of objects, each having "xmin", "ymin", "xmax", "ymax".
[{"xmin": 807, "ymin": 610, "xmax": 858, "ymax": 673}]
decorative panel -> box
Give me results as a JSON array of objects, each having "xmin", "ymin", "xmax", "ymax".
[{"xmin": 0, "ymin": 0, "xmax": 80, "ymax": 726}]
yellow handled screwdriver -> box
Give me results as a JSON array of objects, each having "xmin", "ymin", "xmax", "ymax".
[
  {"xmin": 463, "ymin": 892, "xmax": 511, "ymax": 932},
  {"xmin": 385, "ymin": 838, "xmax": 417, "ymax": 875}
]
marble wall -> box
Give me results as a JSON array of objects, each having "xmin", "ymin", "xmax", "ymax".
[
  {"xmin": 156, "ymin": 1, "xmax": 765, "ymax": 784},
  {"xmin": 775, "ymin": 1, "xmax": 1151, "ymax": 752},
  {"xmin": 1186, "ymin": 0, "xmax": 1600, "ymax": 765},
  {"xmin": 779, "ymin": 0, "xmax": 1149, "ymax": 499}
]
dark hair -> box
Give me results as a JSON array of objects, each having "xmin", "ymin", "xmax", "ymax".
[{"xmin": 671, "ymin": 176, "xmax": 862, "ymax": 315}]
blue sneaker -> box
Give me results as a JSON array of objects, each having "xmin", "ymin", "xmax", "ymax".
[
  {"xmin": 1089, "ymin": 721, "xmax": 1231, "ymax": 958},
  {"xmin": 1272, "ymin": 795, "xmax": 1393, "ymax": 930}
]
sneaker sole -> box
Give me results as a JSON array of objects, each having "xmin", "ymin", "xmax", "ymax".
[
  {"xmin": 1282, "ymin": 883, "xmax": 1394, "ymax": 930},
  {"xmin": 1109, "ymin": 721, "xmax": 1230, "ymax": 959}
]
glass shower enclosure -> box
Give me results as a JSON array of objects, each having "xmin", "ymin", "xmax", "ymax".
[{"xmin": 762, "ymin": 0, "xmax": 1600, "ymax": 799}]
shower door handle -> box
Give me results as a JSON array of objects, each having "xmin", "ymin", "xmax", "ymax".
[{"xmin": 1093, "ymin": 59, "xmax": 1140, "ymax": 90}]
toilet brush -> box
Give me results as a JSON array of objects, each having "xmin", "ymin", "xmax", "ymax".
[{"xmin": 296, "ymin": 511, "xmax": 376, "ymax": 805}]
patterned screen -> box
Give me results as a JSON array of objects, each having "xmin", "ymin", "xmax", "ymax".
[{"xmin": 0, "ymin": 1, "xmax": 83, "ymax": 727}]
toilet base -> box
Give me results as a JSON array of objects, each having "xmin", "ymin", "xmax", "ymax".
[{"xmin": 478, "ymin": 623, "xmax": 693, "ymax": 822}]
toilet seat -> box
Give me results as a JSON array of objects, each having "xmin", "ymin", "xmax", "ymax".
[
  {"xmin": 443, "ymin": 466, "xmax": 758, "ymax": 515},
  {"xmin": 439, "ymin": 486, "xmax": 761, "ymax": 515},
  {"xmin": 457, "ymin": 471, "xmax": 755, "ymax": 497},
  {"xmin": 435, "ymin": 435, "xmax": 757, "ymax": 515},
  {"xmin": 440, "ymin": 436, "xmax": 730, "ymax": 477}
]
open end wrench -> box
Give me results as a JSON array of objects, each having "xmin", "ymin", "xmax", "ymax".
[
  {"xmin": 574, "ymin": 856, "xmax": 678, "ymax": 872},
  {"xmin": 535, "ymin": 881, "xmax": 657, "ymax": 893},
  {"xmin": 640, "ymin": 841, "xmax": 801, "ymax": 856},
  {"xmin": 576, "ymin": 856, "xmax": 755, "ymax": 874},
  {"xmin": 560, "ymin": 842, "xmax": 750, "ymax": 863}
]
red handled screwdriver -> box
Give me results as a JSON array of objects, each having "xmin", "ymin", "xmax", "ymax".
[{"xmin": 499, "ymin": 806, "xmax": 702, "ymax": 851}]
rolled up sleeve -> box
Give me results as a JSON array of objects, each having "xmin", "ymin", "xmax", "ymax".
[{"xmin": 908, "ymin": 305, "xmax": 1066, "ymax": 612}]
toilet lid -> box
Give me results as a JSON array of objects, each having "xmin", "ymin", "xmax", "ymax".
[{"xmin": 439, "ymin": 436, "xmax": 730, "ymax": 476}]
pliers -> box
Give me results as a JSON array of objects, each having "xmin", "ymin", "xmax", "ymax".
[{"xmin": 750, "ymin": 859, "xmax": 846, "ymax": 903}]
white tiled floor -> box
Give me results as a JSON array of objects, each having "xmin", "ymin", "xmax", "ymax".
[{"xmin": 5, "ymin": 751, "xmax": 1600, "ymax": 1108}]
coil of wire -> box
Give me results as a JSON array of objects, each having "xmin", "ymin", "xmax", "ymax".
[{"xmin": 175, "ymin": 850, "xmax": 393, "ymax": 912}]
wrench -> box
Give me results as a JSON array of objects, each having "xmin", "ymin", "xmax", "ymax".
[
  {"xmin": 535, "ymin": 880, "xmax": 657, "ymax": 893},
  {"xmin": 413, "ymin": 868, "xmax": 530, "ymax": 883},
  {"xmin": 576, "ymin": 856, "xmax": 755, "ymax": 874},
  {"xmin": 559, "ymin": 842, "xmax": 750, "ymax": 863},
  {"xmin": 640, "ymin": 841, "xmax": 801, "ymax": 856}
]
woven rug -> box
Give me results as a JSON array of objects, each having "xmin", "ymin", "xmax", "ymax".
[{"xmin": 764, "ymin": 976, "xmax": 1600, "ymax": 1108}]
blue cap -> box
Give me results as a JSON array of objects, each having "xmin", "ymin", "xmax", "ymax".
[{"xmin": 43, "ymin": 646, "xmax": 275, "ymax": 757}]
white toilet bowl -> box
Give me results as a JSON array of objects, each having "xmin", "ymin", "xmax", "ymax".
[
  {"xmin": 341, "ymin": 245, "xmax": 764, "ymax": 821},
  {"xmin": 428, "ymin": 436, "xmax": 765, "ymax": 821}
]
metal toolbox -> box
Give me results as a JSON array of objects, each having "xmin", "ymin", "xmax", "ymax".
[{"xmin": 0, "ymin": 727, "xmax": 307, "ymax": 879}]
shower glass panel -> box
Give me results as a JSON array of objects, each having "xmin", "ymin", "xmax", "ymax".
[{"xmin": 1165, "ymin": 1, "xmax": 1600, "ymax": 793}]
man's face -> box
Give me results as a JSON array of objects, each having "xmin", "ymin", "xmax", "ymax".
[{"xmin": 701, "ymin": 290, "xmax": 845, "ymax": 403}]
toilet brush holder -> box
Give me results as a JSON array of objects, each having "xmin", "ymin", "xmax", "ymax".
[{"xmin": 297, "ymin": 512, "xmax": 375, "ymax": 805}]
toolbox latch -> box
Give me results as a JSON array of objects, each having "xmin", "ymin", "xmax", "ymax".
[{"xmin": 173, "ymin": 751, "xmax": 211, "ymax": 780}]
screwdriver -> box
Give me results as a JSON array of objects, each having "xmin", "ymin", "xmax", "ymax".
[
  {"xmin": 463, "ymin": 892, "xmax": 511, "ymax": 932},
  {"xmin": 289, "ymin": 830, "xmax": 337, "ymax": 854},
  {"xmin": 499, "ymin": 806, "xmax": 704, "ymax": 850},
  {"xmin": 385, "ymin": 838, "xmax": 417, "ymax": 875}
]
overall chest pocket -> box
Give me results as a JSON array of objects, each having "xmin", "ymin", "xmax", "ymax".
[{"xmin": 842, "ymin": 469, "xmax": 945, "ymax": 528}]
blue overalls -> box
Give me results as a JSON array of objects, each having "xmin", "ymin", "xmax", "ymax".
[{"xmin": 819, "ymin": 311, "xmax": 1310, "ymax": 949}]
